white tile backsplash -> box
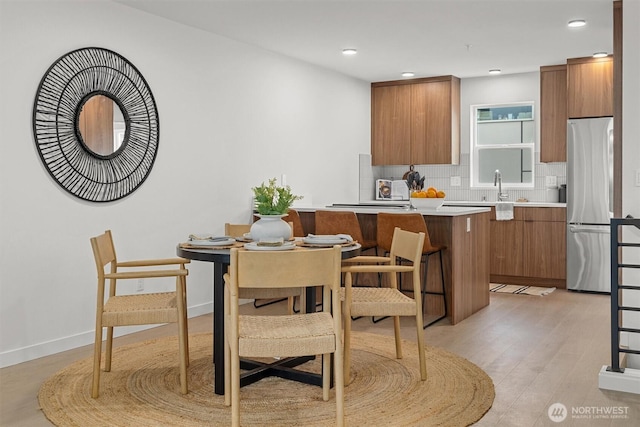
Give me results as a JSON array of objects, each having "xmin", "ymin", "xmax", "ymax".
[{"xmin": 359, "ymin": 153, "xmax": 566, "ymax": 203}]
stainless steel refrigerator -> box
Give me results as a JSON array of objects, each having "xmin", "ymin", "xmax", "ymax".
[{"xmin": 566, "ymin": 117, "xmax": 613, "ymax": 293}]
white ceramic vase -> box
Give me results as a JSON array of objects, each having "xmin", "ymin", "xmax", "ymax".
[{"xmin": 250, "ymin": 214, "xmax": 291, "ymax": 241}]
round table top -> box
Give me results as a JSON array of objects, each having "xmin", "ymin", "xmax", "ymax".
[{"xmin": 177, "ymin": 241, "xmax": 361, "ymax": 263}]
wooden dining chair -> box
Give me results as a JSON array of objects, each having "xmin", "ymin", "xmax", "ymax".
[
  {"xmin": 90, "ymin": 230, "xmax": 190, "ymax": 398},
  {"xmin": 224, "ymin": 223, "xmax": 251, "ymax": 239},
  {"xmin": 341, "ymin": 227, "xmax": 427, "ymax": 384},
  {"xmin": 225, "ymin": 222, "xmax": 297, "ymax": 313},
  {"xmin": 224, "ymin": 245, "xmax": 344, "ymax": 427},
  {"xmin": 377, "ymin": 212, "xmax": 447, "ymax": 328}
]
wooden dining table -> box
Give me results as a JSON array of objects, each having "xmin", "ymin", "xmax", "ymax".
[{"xmin": 177, "ymin": 240, "xmax": 361, "ymax": 395}]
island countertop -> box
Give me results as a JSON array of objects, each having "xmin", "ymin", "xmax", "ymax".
[{"xmin": 296, "ymin": 204, "xmax": 490, "ymax": 216}]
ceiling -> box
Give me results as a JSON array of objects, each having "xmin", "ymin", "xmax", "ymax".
[{"xmin": 115, "ymin": 0, "xmax": 613, "ymax": 82}]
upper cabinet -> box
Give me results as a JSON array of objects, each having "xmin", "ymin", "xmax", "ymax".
[
  {"xmin": 371, "ymin": 76, "xmax": 460, "ymax": 166},
  {"xmin": 540, "ymin": 64, "xmax": 568, "ymax": 162},
  {"xmin": 539, "ymin": 55, "xmax": 613, "ymax": 163},
  {"xmin": 567, "ymin": 56, "xmax": 613, "ymax": 119}
]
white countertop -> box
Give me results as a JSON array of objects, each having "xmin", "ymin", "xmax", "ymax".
[
  {"xmin": 295, "ymin": 200, "xmax": 565, "ymax": 216},
  {"xmin": 297, "ymin": 204, "xmax": 491, "ymax": 217},
  {"xmin": 444, "ymin": 201, "xmax": 566, "ymax": 208}
]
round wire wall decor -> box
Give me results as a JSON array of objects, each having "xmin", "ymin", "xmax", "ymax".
[{"xmin": 32, "ymin": 47, "xmax": 159, "ymax": 202}]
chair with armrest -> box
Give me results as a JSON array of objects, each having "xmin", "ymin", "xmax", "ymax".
[
  {"xmin": 90, "ymin": 230, "xmax": 190, "ymax": 398},
  {"xmin": 377, "ymin": 212, "xmax": 447, "ymax": 328},
  {"xmin": 341, "ymin": 227, "xmax": 427, "ymax": 384},
  {"xmin": 226, "ymin": 222, "xmax": 298, "ymax": 313},
  {"xmin": 224, "ymin": 245, "xmax": 344, "ymax": 427}
]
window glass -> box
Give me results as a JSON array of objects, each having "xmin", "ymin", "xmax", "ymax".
[{"xmin": 472, "ymin": 102, "xmax": 535, "ymax": 188}]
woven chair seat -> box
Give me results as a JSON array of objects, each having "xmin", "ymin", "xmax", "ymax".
[
  {"xmin": 102, "ymin": 292, "xmax": 179, "ymax": 326},
  {"xmin": 341, "ymin": 288, "xmax": 417, "ymax": 317},
  {"xmin": 237, "ymin": 312, "xmax": 336, "ymax": 358}
]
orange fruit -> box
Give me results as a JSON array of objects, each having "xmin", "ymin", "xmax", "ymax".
[
  {"xmin": 426, "ymin": 189, "xmax": 437, "ymax": 198},
  {"xmin": 427, "ymin": 187, "xmax": 437, "ymax": 193},
  {"xmin": 436, "ymin": 190, "xmax": 446, "ymax": 198}
]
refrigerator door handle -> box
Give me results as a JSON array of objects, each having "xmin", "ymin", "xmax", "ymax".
[{"xmin": 568, "ymin": 225, "xmax": 610, "ymax": 234}]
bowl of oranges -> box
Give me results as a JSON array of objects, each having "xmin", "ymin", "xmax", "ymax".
[{"xmin": 410, "ymin": 187, "xmax": 446, "ymax": 209}]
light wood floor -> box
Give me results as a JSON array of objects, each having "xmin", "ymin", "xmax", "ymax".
[{"xmin": 1, "ymin": 289, "xmax": 639, "ymax": 426}]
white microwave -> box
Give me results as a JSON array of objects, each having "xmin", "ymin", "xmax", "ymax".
[{"xmin": 376, "ymin": 179, "xmax": 409, "ymax": 200}]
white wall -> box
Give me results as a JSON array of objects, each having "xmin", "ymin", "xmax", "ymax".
[{"xmin": 0, "ymin": 1, "xmax": 370, "ymax": 367}]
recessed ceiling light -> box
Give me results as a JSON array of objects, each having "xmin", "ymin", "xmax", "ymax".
[
  {"xmin": 593, "ymin": 52, "xmax": 608, "ymax": 58},
  {"xmin": 342, "ymin": 48, "xmax": 357, "ymax": 55},
  {"xmin": 568, "ymin": 19, "xmax": 587, "ymax": 28},
  {"xmin": 489, "ymin": 69, "xmax": 501, "ymax": 75},
  {"xmin": 401, "ymin": 72, "xmax": 415, "ymax": 77}
]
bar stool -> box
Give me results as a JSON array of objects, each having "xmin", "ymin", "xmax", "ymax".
[
  {"xmin": 283, "ymin": 209, "xmax": 305, "ymax": 238},
  {"xmin": 377, "ymin": 212, "xmax": 447, "ymax": 328},
  {"xmin": 315, "ymin": 210, "xmax": 378, "ymax": 253},
  {"xmin": 307, "ymin": 210, "xmax": 379, "ymax": 316}
]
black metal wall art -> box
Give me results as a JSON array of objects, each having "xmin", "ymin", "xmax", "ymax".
[{"xmin": 32, "ymin": 47, "xmax": 159, "ymax": 202}]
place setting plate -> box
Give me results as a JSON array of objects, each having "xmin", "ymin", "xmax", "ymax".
[
  {"xmin": 244, "ymin": 242, "xmax": 297, "ymax": 251},
  {"xmin": 181, "ymin": 234, "xmax": 237, "ymax": 248},
  {"xmin": 301, "ymin": 234, "xmax": 353, "ymax": 247}
]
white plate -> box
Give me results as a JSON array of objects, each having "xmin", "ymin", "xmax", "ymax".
[
  {"xmin": 188, "ymin": 238, "xmax": 235, "ymax": 246},
  {"xmin": 244, "ymin": 242, "xmax": 296, "ymax": 251},
  {"xmin": 302, "ymin": 236, "xmax": 347, "ymax": 245}
]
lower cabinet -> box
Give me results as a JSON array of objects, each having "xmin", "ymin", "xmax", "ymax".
[{"xmin": 490, "ymin": 207, "xmax": 566, "ymax": 288}]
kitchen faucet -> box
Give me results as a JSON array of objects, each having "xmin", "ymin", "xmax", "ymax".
[{"xmin": 494, "ymin": 170, "xmax": 509, "ymax": 201}]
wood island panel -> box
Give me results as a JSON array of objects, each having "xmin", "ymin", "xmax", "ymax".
[{"xmin": 298, "ymin": 209, "xmax": 491, "ymax": 325}]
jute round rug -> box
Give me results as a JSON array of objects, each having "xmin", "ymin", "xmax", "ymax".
[{"xmin": 39, "ymin": 332, "xmax": 494, "ymax": 426}]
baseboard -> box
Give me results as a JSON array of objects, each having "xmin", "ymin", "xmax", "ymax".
[
  {"xmin": 490, "ymin": 275, "xmax": 566, "ymax": 288},
  {"xmin": 0, "ymin": 302, "xmax": 214, "ymax": 369},
  {"xmin": 598, "ymin": 365, "xmax": 640, "ymax": 394}
]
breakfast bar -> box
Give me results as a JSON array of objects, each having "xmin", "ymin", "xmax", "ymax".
[{"xmin": 297, "ymin": 205, "xmax": 492, "ymax": 325}]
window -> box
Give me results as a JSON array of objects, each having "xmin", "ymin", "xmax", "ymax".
[{"xmin": 471, "ymin": 103, "xmax": 535, "ymax": 188}]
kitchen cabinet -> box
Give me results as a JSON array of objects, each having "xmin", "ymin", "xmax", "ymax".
[
  {"xmin": 567, "ymin": 56, "xmax": 613, "ymax": 119},
  {"xmin": 540, "ymin": 64, "xmax": 567, "ymax": 162},
  {"xmin": 490, "ymin": 207, "xmax": 566, "ymax": 287},
  {"xmin": 371, "ymin": 84, "xmax": 411, "ymax": 165},
  {"xmin": 371, "ymin": 75, "xmax": 460, "ymax": 166}
]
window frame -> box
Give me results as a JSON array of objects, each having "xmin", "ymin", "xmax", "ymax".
[{"xmin": 470, "ymin": 102, "xmax": 535, "ymax": 189}]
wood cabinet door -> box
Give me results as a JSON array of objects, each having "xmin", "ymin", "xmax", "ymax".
[
  {"xmin": 523, "ymin": 221, "xmax": 566, "ymax": 279},
  {"xmin": 490, "ymin": 219, "xmax": 524, "ymax": 277},
  {"xmin": 411, "ymin": 80, "xmax": 453, "ymax": 164},
  {"xmin": 567, "ymin": 56, "xmax": 613, "ymax": 119},
  {"xmin": 540, "ymin": 65, "xmax": 567, "ymax": 162},
  {"xmin": 371, "ymin": 84, "xmax": 411, "ymax": 165}
]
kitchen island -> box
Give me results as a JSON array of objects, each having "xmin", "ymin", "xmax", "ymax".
[{"xmin": 296, "ymin": 205, "xmax": 491, "ymax": 325}]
